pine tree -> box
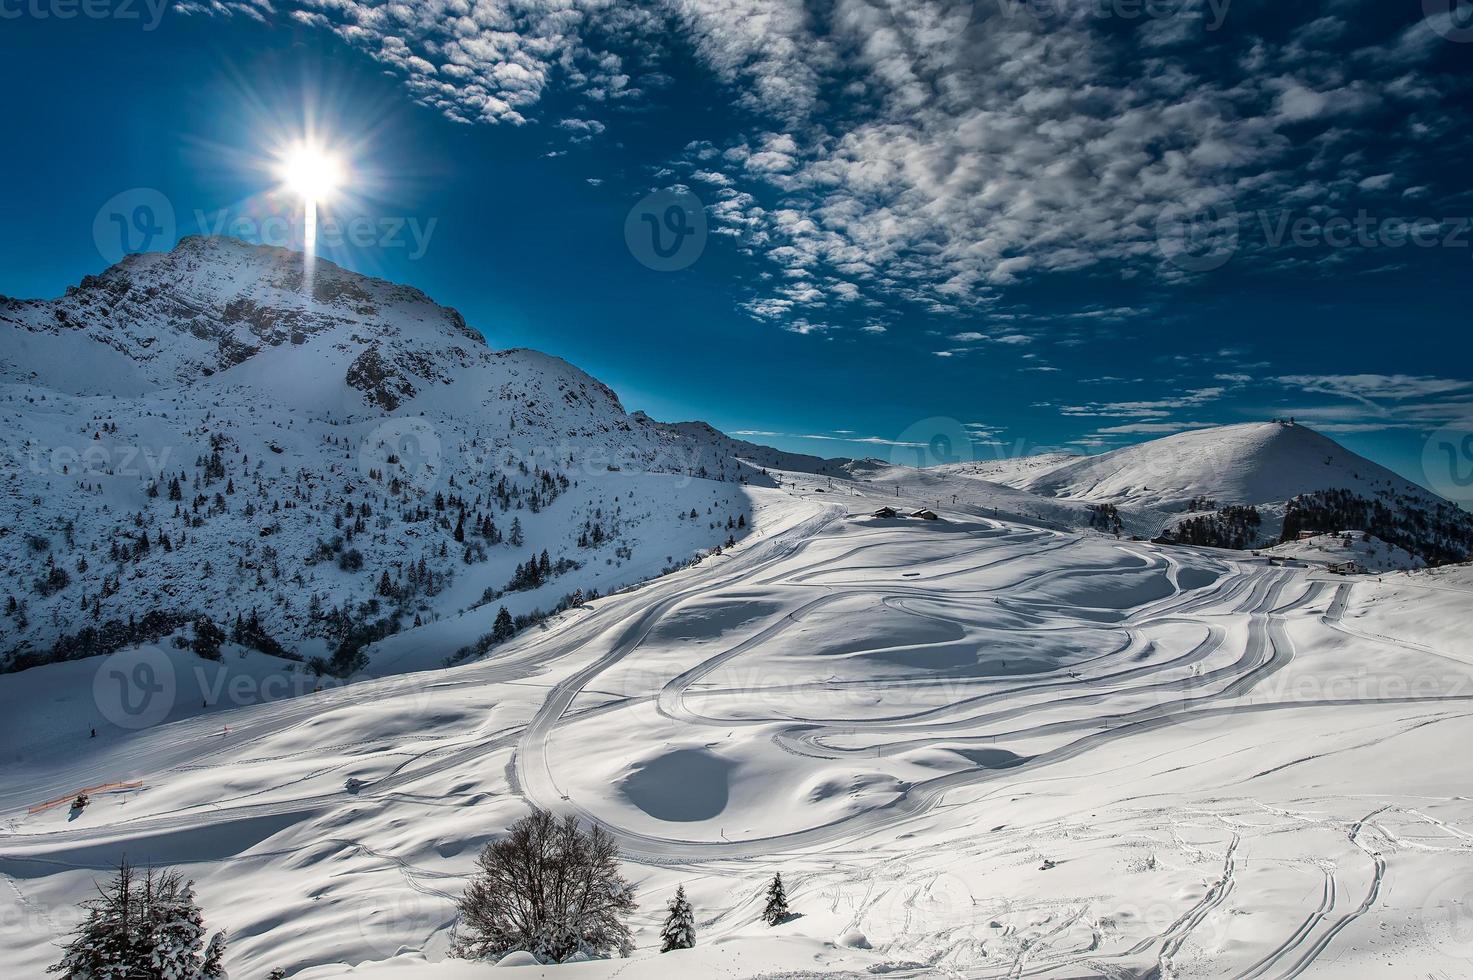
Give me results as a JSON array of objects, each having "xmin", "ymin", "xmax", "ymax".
[
  {"xmin": 193, "ymin": 617, "xmax": 225, "ymax": 661},
  {"xmin": 762, "ymin": 873, "xmax": 788, "ymax": 926},
  {"xmin": 509, "ymin": 517, "xmax": 524, "ymax": 547},
  {"xmin": 201, "ymin": 931, "xmax": 227, "ymax": 979},
  {"xmin": 149, "ymin": 879, "xmax": 207, "ymax": 978},
  {"xmin": 659, "ymin": 885, "xmax": 696, "ymax": 952},
  {"xmin": 49, "ymin": 860, "xmax": 227, "ymax": 980},
  {"xmin": 492, "ymin": 606, "xmax": 515, "ymax": 643}
]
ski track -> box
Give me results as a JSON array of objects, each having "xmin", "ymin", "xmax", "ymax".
[{"xmin": 2, "ymin": 488, "xmax": 1470, "ymax": 978}]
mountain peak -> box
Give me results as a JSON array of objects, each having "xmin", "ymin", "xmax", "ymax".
[
  {"xmin": 1020, "ymin": 420, "xmax": 1435, "ymax": 511},
  {"xmin": 0, "ymin": 236, "xmax": 484, "ymax": 395}
]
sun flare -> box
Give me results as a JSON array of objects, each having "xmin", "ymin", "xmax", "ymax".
[{"xmin": 277, "ymin": 144, "xmax": 344, "ymax": 203}]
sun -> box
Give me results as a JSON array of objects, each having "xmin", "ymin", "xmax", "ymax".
[
  {"xmin": 273, "ymin": 140, "xmax": 348, "ymax": 258},
  {"xmin": 277, "ymin": 143, "xmax": 344, "ymax": 203}
]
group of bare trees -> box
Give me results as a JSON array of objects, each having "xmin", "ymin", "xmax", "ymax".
[{"xmin": 451, "ymin": 809, "xmax": 793, "ymax": 964}]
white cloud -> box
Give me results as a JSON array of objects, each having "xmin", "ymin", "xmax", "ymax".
[
  {"xmin": 190, "ymin": 0, "xmax": 1458, "ymax": 339},
  {"xmin": 1277, "ymin": 374, "xmax": 1473, "ymax": 403}
]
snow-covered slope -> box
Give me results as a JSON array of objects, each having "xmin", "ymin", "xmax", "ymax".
[
  {"xmin": 3, "ymin": 241, "xmax": 1467, "ymax": 683},
  {"xmin": 6, "ymin": 477, "xmax": 1473, "ymax": 979},
  {"xmin": 937, "ymin": 451, "xmax": 1080, "ymax": 488},
  {"xmin": 1016, "ymin": 421, "xmax": 1473, "ymax": 559},
  {"xmin": 0, "ymin": 239, "xmax": 839, "ymax": 676},
  {"xmin": 1266, "ymin": 530, "xmax": 1427, "ymax": 572},
  {"xmin": 1020, "ymin": 421, "xmax": 1426, "ymax": 509}
]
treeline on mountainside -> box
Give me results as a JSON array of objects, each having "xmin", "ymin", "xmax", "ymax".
[
  {"xmin": 1173, "ymin": 505, "xmax": 1263, "ymax": 550},
  {"xmin": 1280, "ymin": 488, "xmax": 1473, "ymax": 566}
]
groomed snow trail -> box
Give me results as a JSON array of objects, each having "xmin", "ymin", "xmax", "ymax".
[{"xmin": 3, "ymin": 478, "xmax": 1472, "ymax": 979}]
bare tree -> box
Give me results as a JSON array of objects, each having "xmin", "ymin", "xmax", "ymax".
[{"xmin": 451, "ymin": 809, "xmax": 635, "ymax": 963}]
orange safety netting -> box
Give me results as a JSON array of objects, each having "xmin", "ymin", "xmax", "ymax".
[{"xmin": 27, "ymin": 780, "xmax": 144, "ymax": 815}]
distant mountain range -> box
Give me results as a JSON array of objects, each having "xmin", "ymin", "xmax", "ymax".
[{"xmin": 2, "ymin": 238, "xmax": 1467, "ymax": 676}]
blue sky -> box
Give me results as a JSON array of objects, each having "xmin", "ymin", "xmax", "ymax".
[{"xmin": 2, "ymin": 0, "xmax": 1472, "ymax": 491}]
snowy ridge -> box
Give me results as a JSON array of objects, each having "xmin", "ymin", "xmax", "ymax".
[
  {"xmin": 936, "ymin": 451, "xmax": 1081, "ymax": 488},
  {"xmin": 0, "ymin": 239, "xmax": 845, "ymax": 675},
  {"xmin": 1019, "ymin": 421, "xmax": 1435, "ymax": 511},
  {"xmin": 2, "ymin": 239, "xmax": 1467, "ymax": 683}
]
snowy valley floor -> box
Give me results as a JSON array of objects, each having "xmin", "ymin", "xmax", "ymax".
[{"xmin": 4, "ymin": 476, "xmax": 1473, "ymax": 978}]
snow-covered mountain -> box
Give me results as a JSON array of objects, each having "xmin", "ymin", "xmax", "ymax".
[
  {"xmin": 1016, "ymin": 421, "xmax": 1426, "ymax": 508},
  {"xmin": 1011, "ymin": 421, "xmax": 1473, "ymax": 560},
  {"xmin": 2, "ymin": 240, "xmax": 1468, "ymax": 679},
  {"xmin": 935, "ymin": 451, "xmax": 1081, "ymax": 488},
  {"xmin": 0, "ymin": 238, "xmax": 836, "ymax": 675}
]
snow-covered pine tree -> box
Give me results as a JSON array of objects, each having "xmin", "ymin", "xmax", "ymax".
[
  {"xmin": 201, "ymin": 930, "xmax": 228, "ymax": 979},
  {"xmin": 149, "ymin": 875, "xmax": 206, "ymax": 978},
  {"xmin": 49, "ymin": 860, "xmax": 228, "ymax": 980},
  {"xmin": 659, "ymin": 885, "xmax": 695, "ymax": 952},
  {"xmin": 762, "ymin": 873, "xmax": 788, "ymax": 926},
  {"xmin": 49, "ymin": 859, "xmax": 138, "ymax": 978}
]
